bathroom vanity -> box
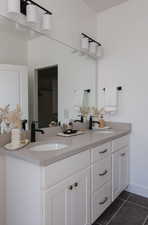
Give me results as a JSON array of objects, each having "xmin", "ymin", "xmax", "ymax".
[{"xmin": 3, "ymin": 124, "xmax": 130, "ymax": 225}]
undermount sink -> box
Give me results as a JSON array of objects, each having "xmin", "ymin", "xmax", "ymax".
[{"xmin": 30, "ymin": 143, "xmax": 68, "ymax": 152}]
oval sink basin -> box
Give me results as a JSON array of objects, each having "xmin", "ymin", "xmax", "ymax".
[{"xmin": 30, "ymin": 143, "xmax": 68, "ymax": 152}]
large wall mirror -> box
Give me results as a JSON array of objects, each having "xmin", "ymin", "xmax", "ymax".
[{"xmin": 0, "ymin": 14, "xmax": 97, "ymax": 130}]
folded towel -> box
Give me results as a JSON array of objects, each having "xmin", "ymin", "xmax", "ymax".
[
  {"xmin": 74, "ymin": 90, "xmax": 83, "ymax": 108},
  {"xmin": 104, "ymin": 87, "xmax": 118, "ymax": 112}
]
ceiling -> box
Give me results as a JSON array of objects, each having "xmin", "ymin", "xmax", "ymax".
[{"xmin": 84, "ymin": 0, "xmax": 128, "ymax": 12}]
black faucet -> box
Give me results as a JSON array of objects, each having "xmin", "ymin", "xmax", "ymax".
[
  {"xmin": 31, "ymin": 121, "xmax": 45, "ymax": 142},
  {"xmin": 89, "ymin": 116, "xmax": 100, "ymax": 130},
  {"xmin": 74, "ymin": 115, "xmax": 84, "ymax": 123}
]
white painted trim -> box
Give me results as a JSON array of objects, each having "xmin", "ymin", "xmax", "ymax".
[{"xmin": 127, "ymin": 184, "xmax": 148, "ymax": 198}]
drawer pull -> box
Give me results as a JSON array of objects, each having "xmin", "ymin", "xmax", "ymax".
[
  {"xmin": 99, "ymin": 170, "xmax": 108, "ymax": 176},
  {"xmin": 74, "ymin": 182, "xmax": 78, "ymax": 187},
  {"xmin": 99, "ymin": 149, "xmax": 108, "ymax": 154},
  {"xmin": 69, "ymin": 185, "xmax": 73, "ymax": 190},
  {"xmin": 99, "ymin": 197, "xmax": 108, "ymax": 205},
  {"xmin": 121, "ymin": 153, "xmax": 126, "ymax": 157}
]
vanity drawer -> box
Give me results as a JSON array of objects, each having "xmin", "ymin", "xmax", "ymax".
[
  {"xmin": 41, "ymin": 150, "xmax": 90, "ymax": 189},
  {"xmin": 112, "ymin": 135, "xmax": 129, "ymax": 152},
  {"xmin": 92, "ymin": 180, "xmax": 112, "ymax": 223},
  {"xmin": 91, "ymin": 142, "xmax": 112, "ymax": 163},
  {"xmin": 92, "ymin": 156, "xmax": 111, "ymax": 192}
]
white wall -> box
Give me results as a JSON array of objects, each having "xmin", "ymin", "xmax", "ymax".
[
  {"xmin": 97, "ymin": 0, "xmax": 148, "ymax": 197},
  {"xmin": 0, "ymin": 31, "xmax": 27, "ymax": 65},
  {"xmin": 35, "ymin": 0, "xmax": 97, "ymax": 48}
]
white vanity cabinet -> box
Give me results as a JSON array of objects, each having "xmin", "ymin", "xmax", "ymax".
[
  {"xmin": 112, "ymin": 136, "xmax": 129, "ymax": 201},
  {"xmin": 5, "ymin": 134, "xmax": 130, "ymax": 225}
]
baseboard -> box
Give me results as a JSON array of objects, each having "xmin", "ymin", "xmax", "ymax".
[{"xmin": 127, "ymin": 184, "xmax": 148, "ymax": 198}]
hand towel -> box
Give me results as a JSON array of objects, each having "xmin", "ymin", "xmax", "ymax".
[{"xmin": 104, "ymin": 87, "xmax": 118, "ymax": 112}]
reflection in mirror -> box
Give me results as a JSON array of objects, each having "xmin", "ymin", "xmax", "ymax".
[{"xmin": 0, "ymin": 14, "xmax": 97, "ymax": 132}]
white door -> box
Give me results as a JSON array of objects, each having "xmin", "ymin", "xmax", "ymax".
[
  {"xmin": 44, "ymin": 168, "xmax": 91, "ymax": 225},
  {"xmin": 0, "ymin": 64, "xmax": 28, "ymax": 120}
]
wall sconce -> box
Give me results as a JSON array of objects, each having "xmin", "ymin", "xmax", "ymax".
[
  {"xmin": 81, "ymin": 37, "xmax": 89, "ymax": 50},
  {"xmin": 27, "ymin": 3, "xmax": 37, "ymax": 24},
  {"xmin": 20, "ymin": 0, "xmax": 53, "ymax": 30},
  {"xmin": 81, "ymin": 33, "xmax": 102, "ymax": 58},
  {"xmin": 42, "ymin": 13, "xmax": 52, "ymax": 31},
  {"xmin": 89, "ymin": 42, "xmax": 97, "ymax": 55},
  {"xmin": 7, "ymin": 0, "xmax": 20, "ymax": 15}
]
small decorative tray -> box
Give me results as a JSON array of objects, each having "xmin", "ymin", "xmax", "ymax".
[
  {"xmin": 4, "ymin": 139, "xmax": 30, "ymax": 151},
  {"xmin": 57, "ymin": 131, "xmax": 85, "ymax": 137}
]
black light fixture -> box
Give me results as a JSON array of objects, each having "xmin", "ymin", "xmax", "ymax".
[{"xmin": 20, "ymin": 0, "xmax": 52, "ymax": 16}]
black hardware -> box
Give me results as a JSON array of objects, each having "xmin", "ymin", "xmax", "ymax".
[
  {"xmin": 81, "ymin": 33, "xmax": 101, "ymax": 46},
  {"xmin": 99, "ymin": 149, "xmax": 108, "ymax": 154},
  {"xmin": 89, "ymin": 116, "xmax": 93, "ymax": 130},
  {"xmin": 89, "ymin": 116, "xmax": 100, "ymax": 130},
  {"xmin": 84, "ymin": 89, "xmax": 91, "ymax": 93},
  {"xmin": 74, "ymin": 115, "xmax": 84, "ymax": 123},
  {"xmin": 99, "ymin": 170, "xmax": 108, "ymax": 177},
  {"xmin": 99, "ymin": 197, "xmax": 108, "ymax": 205},
  {"xmin": 103, "ymin": 86, "xmax": 122, "ymax": 92},
  {"xmin": 74, "ymin": 182, "xmax": 78, "ymax": 187},
  {"xmin": 22, "ymin": 119, "xmax": 27, "ymax": 130},
  {"xmin": 69, "ymin": 185, "xmax": 73, "ymax": 190},
  {"xmin": 31, "ymin": 121, "xmax": 45, "ymax": 142},
  {"xmin": 20, "ymin": 0, "xmax": 52, "ymax": 16}
]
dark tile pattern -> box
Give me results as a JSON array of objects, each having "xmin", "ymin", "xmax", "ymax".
[
  {"xmin": 108, "ymin": 202, "xmax": 148, "ymax": 225},
  {"xmin": 92, "ymin": 191, "xmax": 148, "ymax": 225},
  {"xmin": 118, "ymin": 191, "xmax": 131, "ymax": 201},
  {"xmin": 144, "ymin": 217, "xmax": 148, "ymax": 225},
  {"xmin": 128, "ymin": 193, "xmax": 148, "ymax": 209}
]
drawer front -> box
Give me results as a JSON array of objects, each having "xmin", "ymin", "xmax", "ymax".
[
  {"xmin": 92, "ymin": 156, "xmax": 111, "ymax": 192},
  {"xmin": 92, "ymin": 180, "xmax": 112, "ymax": 223},
  {"xmin": 41, "ymin": 150, "xmax": 90, "ymax": 189},
  {"xmin": 91, "ymin": 142, "xmax": 112, "ymax": 163},
  {"xmin": 112, "ymin": 135, "xmax": 129, "ymax": 152}
]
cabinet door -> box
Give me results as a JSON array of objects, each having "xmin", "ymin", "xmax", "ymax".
[
  {"xmin": 119, "ymin": 147, "xmax": 129, "ymax": 192},
  {"xmin": 112, "ymin": 147, "xmax": 129, "ymax": 200},
  {"xmin": 112, "ymin": 151, "xmax": 120, "ymax": 200},
  {"xmin": 70, "ymin": 168, "xmax": 91, "ymax": 225},
  {"xmin": 44, "ymin": 168, "xmax": 91, "ymax": 225}
]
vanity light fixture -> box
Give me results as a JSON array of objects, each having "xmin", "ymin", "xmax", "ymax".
[
  {"xmin": 42, "ymin": 13, "xmax": 52, "ymax": 31},
  {"xmin": 20, "ymin": 0, "xmax": 52, "ymax": 30},
  {"xmin": 81, "ymin": 33, "xmax": 102, "ymax": 57},
  {"xmin": 26, "ymin": 2, "xmax": 37, "ymax": 24},
  {"xmin": 81, "ymin": 36, "xmax": 89, "ymax": 50},
  {"xmin": 89, "ymin": 42, "xmax": 97, "ymax": 55}
]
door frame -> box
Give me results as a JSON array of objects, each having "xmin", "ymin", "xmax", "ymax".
[{"xmin": 0, "ymin": 64, "xmax": 28, "ymax": 120}]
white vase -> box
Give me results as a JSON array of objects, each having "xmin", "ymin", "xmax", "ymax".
[{"xmin": 11, "ymin": 128, "xmax": 21, "ymax": 148}]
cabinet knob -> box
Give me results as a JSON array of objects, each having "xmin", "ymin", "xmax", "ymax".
[
  {"xmin": 121, "ymin": 153, "xmax": 126, "ymax": 157},
  {"xmin": 99, "ymin": 149, "xmax": 108, "ymax": 154},
  {"xmin": 99, "ymin": 170, "xmax": 108, "ymax": 176},
  {"xmin": 74, "ymin": 182, "xmax": 78, "ymax": 187},
  {"xmin": 99, "ymin": 197, "xmax": 108, "ymax": 205},
  {"xmin": 69, "ymin": 185, "xmax": 73, "ymax": 190}
]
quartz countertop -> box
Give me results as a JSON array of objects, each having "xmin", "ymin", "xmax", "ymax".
[{"xmin": 0, "ymin": 122, "xmax": 131, "ymax": 167}]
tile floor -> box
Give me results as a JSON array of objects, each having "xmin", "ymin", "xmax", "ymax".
[{"xmin": 93, "ymin": 191, "xmax": 148, "ymax": 225}]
